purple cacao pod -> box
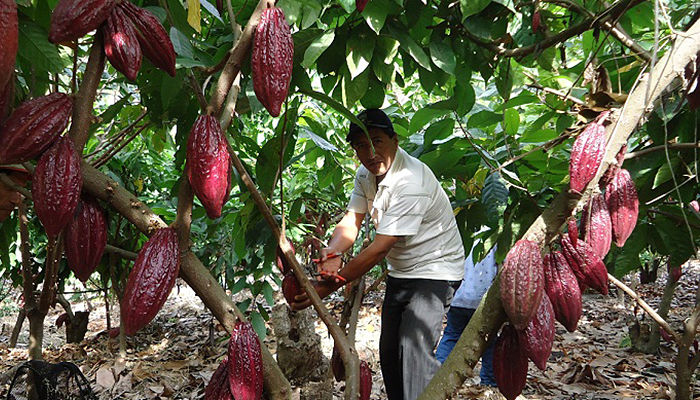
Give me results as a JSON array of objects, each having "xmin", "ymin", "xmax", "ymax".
[
  {"xmin": 31, "ymin": 136, "xmax": 82, "ymax": 237},
  {"xmin": 205, "ymin": 358, "xmax": 233, "ymax": 400},
  {"xmin": 499, "ymin": 239, "xmax": 544, "ymax": 330},
  {"xmin": 0, "ymin": 0, "xmax": 18, "ymax": 93},
  {"xmin": 360, "ymin": 360, "xmax": 372, "ymax": 400},
  {"xmin": 102, "ymin": 6, "xmax": 142, "ymax": 81},
  {"xmin": 228, "ymin": 321, "xmax": 263, "ymax": 400},
  {"xmin": 569, "ymin": 117, "xmax": 606, "ymax": 193},
  {"xmin": 0, "ymin": 93, "xmax": 73, "ymax": 164},
  {"xmin": 605, "ymin": 168, "xmax": 638, "ymax": 247},
  {"xmin": 581, "ymin": 193, "xmax": 612, "ymax": 259},
  {"xmin": 49, "ymin": 0, "xmax": 116, "ymax": 43},
  {"xmin": 494, "ymin": 324, "xmax": 528, "ymax": 400},
  {"xmin": 544, "ymin": 251, "xmax": 582, "ymax": 332},
  {"xmin": 561, "ymin": 236, "xmax": 608, "ymax": 295},
  {"xmin": 119, "ymin": 1, "xmax": 176, "ymax": 77},
  {"xmin": 520, "ymin": 293, "xmax": 555, "ymax": 370},
  {"xmin": 121, "ymin": 228, "xmax": 180, "ymax": 335},
  {"xmin": 64, "ymin": 197, "xmax": 107, "ymax": 283}
]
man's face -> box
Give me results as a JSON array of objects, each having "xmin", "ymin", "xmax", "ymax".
[{"xmin": 351, "ymin": 128, "xmax": 399, "ymax": 178}]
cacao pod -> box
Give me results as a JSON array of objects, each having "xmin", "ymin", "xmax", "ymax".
[
  {"xmin": 543, "ymin": 251, "xmax": 582, "ymax": 332},
  {"xmin": 567, "ymin": 218, "xmax": 578, "ymax": 247},
  {"xmin": 251, "ymin": 7, "xmax": 293, "ymax": 117},
  {"xmin": 360, "ymin": 360, "xmax": 372, "ymax": 400},
  {"xmin": 560, "ymin": 236, "xmax": 608, "ymax": 295},
  {"xmin": 494, "ymin": 324, "xmax": 528, "ymax": 400},
  {"xmin": 205, "ymin": 358, "xmax": 233, "ymax": 400},
  {"xmin": 569, "ymin": 116, "xmax": 606, "ymax": 193},
  {"xmin": 121, "ymin": 228, "xmax": 180, "ymax": 336},
  {"xmin": 499, "ymin": 239, "xmax": 544, "ymax": 330},
  {"xmin": 520, "ymin": 293, "xmax": 555, "ymax": 370},
  {"xmin": 119, "ymin": 1, "xmax": 176, "ymax": 77},
  {"xmin": 668, "ymin": 263, "xmax": 682, "ymax": 283},
  {"xmin": 228, "ymin": 321, "xmax": 264, "ymax": 400},
  {"xmin": 330, "ymin": 344, "xmax": 344, "ymax": 382},
  {"xmin": 0, "ymin": 0, "xmax": 18, "ymax": 92},
  {"xmin": 108, "ymin": 327, "xmax": 120, "ymax": 338},
  {"xmin": 276, "ymin": 238, "xmax": 295, "ymax": 275},
  {"xmin": 282, "ymin": 273, "xmax": 301, "ymax": 305},
  {"xmin": 580, "ymin": 193, "xmax": 612, "ymax": 259},
  {"xmin": 186, "ymin": 115, "xmax": 231, "ymax": 219},
  {"xmin": 605, "ymin": 168, "xmax": 638, "ymax": 247},
  {"xmin": 356, "ymin": 0, "xmax": 369, "ymax": 12},
  {"xmin": 32, "ymin": 136, "xmax": 82, "ymax": 237},
  {"xmin": 0, "ymin": 93, "xmax": 73, "ymax": 164},
  {"xmin": 690, "ymin": 200, "xmax": 699, "ymax": 214},
  {"xmin": 532, "ymin": 10, "xmax": 541, "ymax": 33},
  {"xmin": 64, "ymin": 197, "xmax": 107, "ymax": 283},
  {"xmin": 0, "ymin": 74, "xmax": 14, "ymax": 122},
  {"xmin": 102, "ymin": 6, "xmax": 142, "ymax": 81},
  {"xmin": 49, "ymin": 0, "xmax": 116, "ymax": 43}
]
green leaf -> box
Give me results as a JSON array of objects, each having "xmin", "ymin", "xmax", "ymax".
[
  {"xmin": 170, "ymin": 28, "xmax": 195, "ymax": 58},
  {"xmin": 387, "ymin": 23, "xmax": 431, "ymax": 71},
  {"xmin": 342, "ymin": 68, "xmax": 370, "ymax": 105},
  {"xmin": 654, "ymin": 217, "xmax": 694, "ymax": 267},
  {"xmin": 454, "ymin": 82, "xmax": 476, "ymax": 116},
  {"xmin": 495, "ymin": 60, "xmax": 513, "ymax": 100},
  {"xmin": 91, "ymin": 95, "xmax": 132, "ymax": 133},
  {"xmin": 424, "ymin": 118, "xmax": 455, "ymax": 147},
  {"xmin": 302, "ymin": 31, "xmax": 335, "ymax": 68},
  {"xmin": 461, "ymin": 0, "xmax": 491, "ymax": 19},
  {"xmin": 468, "ymin": 110, "xmax": 501, "ymax": 128},
  {"xmin": 300, "ymin": 88, "xmax": 368, "ymax": 134},
  {"xmin": 429, "ymin": 40, "xmax": 456, "ymax": 74},
  {"xmin": 409, "ymin": 107, "xmax": 451, "ymax": 134},
  {"xmin": 482, "ymin": 172, "xmax": 508, "ymax": 223},
  {"xmin": 17, "ymin": 20, "xmax": 66, "ymax": 73},
  {"xmin": 251, "ymin": 311, "xmax": 267, "ymax": 339},
  {"xmin": 360, "ymin": 74, "xmax": 386, "ymax": 109},
  {"xmin": 346, "ymin": 32, "xmax": 375, "ymax": 79},
  {"xmin": 503, "ymin": 109, "xmax": 519, "ymax": 136},
  {"xmin": 652, "ymin": 158, "xmax": 679, "ymax": 189},
  {"xmin": 364, "ymin": 0, "xmax": 390, "ymax": 34}
]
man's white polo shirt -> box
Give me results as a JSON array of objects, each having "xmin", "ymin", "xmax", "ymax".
[{"xmin": 347, "ymin": 147, "xmax": 465, "ymax": 281}]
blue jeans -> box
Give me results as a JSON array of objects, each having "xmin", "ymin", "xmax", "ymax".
[{"xmin": 435, "ymin": 306, "xmax": 496, "ymax": 386}]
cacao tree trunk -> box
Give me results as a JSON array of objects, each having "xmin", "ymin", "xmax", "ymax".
[
  {"xmin": 26, "ymin": 310, "xmax": 45, "ymax": 360},
  {"xmin": 630, "ymin": 269, "xmax": 677, "ymax": 354},
  {"xmin": 417, "ymin": 18, "xmax": 700, "ymax": 400},
  {"xmin": 9, "ymin": 308, "xmax": 25, "ymax": 348}
]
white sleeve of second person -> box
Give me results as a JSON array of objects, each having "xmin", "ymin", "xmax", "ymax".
[{"xmin": 450, "ymin": 246, "xmax": 498, "ymax": 309}]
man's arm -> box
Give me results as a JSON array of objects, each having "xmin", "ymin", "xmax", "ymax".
[
  {"xmin": 324, "ymin": 210, "xmax": 365, "ymax": 255},
  {"xmin": 292, "ymin": 233, "xmax": 399, "ymax": 310}
]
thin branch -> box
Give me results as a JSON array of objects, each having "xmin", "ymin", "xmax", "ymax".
[
  {"xmin": 494, "ymin": 130, "xmax": 573, "ymax": 173},
  {"xmin": 625, "ymin": 142, "xmax": 700, "ymax": 159},
  {"xmin": 68, "ymin": 36, "xmax": 106, "ymax": 152},
  {"xmin": 92, "ymin": 123, "xmax": 150, "ymax": 168},
  {"xmin": 608, "ymin": 274, "xmax": 681, "ymax": 343},
  {"xmin": 523, "ymin": 72, "xmax": 586, "ymax": 106},
  {"xmin": 647, "ymin": 208, "xmax": 700, "ymax": 229},
  {"xmin": 18, "ymin": 201, "xmax": 36, "ymax": 311},
  {"xmin": 453, "ymin": 112, "xmax": 497, "ymax": 170},
  {"xmin": 85, "ymin": 109, "xmax": 148, "ymax": 159},
  {"xmin": 104, "ymin": 244, "xmax": 138, "ymax": 260},
  {"xmin": 0, "ymin": 173, "xmax": 31, "ymax": 199}
]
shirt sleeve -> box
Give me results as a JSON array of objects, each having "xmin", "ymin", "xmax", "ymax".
[
  {"xmin": 375, "ymin": 189, "xmax": 429, "ymax": 236},
  {"xmin": 347, "ymin": 171, "xmax": 368, "ymax": 214}
]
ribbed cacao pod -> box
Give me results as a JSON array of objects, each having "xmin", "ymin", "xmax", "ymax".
[
  {"xmin": 520, "ymin": 293, "xmax": 555, "ymax": 371},
  {"xmin": 330, "ymin": 344, "xmax": 344, "ymax": 382},
  {"xmin": 569, "ymin": 115, "xmax": 607, "ymax": 193},
  {"xmin": 561, "ymin": 236, "xmax": 608, "ymax": 295},
  {"xmin": 186, "ymin": 115, "xmax": 231, "ymax": 219},
  {"xmin": 276, "ymin": 238, "xmax": 295, "ymax": 275},
  {"xmin": 544, "ymin": 251, "xmax": 582, "ymax": 332},
  {"xmin": 282, "ymin": 273, "xmax": 301, "ymax": 305},
  {"xmin": 121, "ymin": 228, "xmax": 180, "ymax": 336},
  {"xmin": 102, "ymin": 6, "xmax": 142, "ymax": 81},
  {"xmin": 499, "ymin": 239, "xmax": 544, "ymax": 330},
  {"xmin": 205, "ymin": 358, "xmax": 233, "ymax": 400},
  {"xmin": 356, "ymin": 0, "xmax": 369, "ymax": 12},
  {"xmin": 567, "ymin": 218, "xmax": 578, "ymax": 247},
  {"xmin": 228, "ymin": 321, "xmax": 263, "ymax": 400},
  {"xmin": 360, "ymin": 360, "xmax": 372, "ymax": 400},
  {"xmin": 251, "ymin": 7, "xmax": 293, "ymax": 117},
  {"xmin": 0, "ymin": 93, "xmax": 73, "ymax": 164},
  {"xmin": 0, "ymin": 0, "xmax": 18, "ymax": 92},
  {"xmin": 494, "ymin": 324, "xmax": 528, "ymax": 400},
  {"xmin": 0, "ymin": 75, "xmax": 14, "ymax": 122},
  {"xmin": 119, "ymin": 1, "xmax": 176, "ymax": 77},
  {"xmin": 64, "ymin": 197, "xmax": 107, "ymax": 283},
  {"xmin": 32, "ymin": 136, "xmax": 82, "ymax": 237},
  {"xmin": 49, "ymin": 0, "xmax": 116, "ymax": 43},
  {"xmin": 605, "ymin": 168, "xmax": 638, "ymax": 247},
  {"xmin": 580, "ymin": 193, "xmax": 612, "ymax": 259}
]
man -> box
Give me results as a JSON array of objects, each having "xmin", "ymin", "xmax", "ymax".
[
  {"xmin": 291, "ymin": 109, "xmax": 465, "ymax": 400},
  {"xmin": 435, "ymin": 244, "xmax": 498, "ymax": 387}
]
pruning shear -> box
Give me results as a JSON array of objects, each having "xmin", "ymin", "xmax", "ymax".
[{"xmin": 312, "ymin": 252, "xmax": 347, "ymax": 283}]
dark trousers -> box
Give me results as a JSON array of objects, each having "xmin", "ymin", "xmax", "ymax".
[{"xmin": 379, "ymin": 277, "xmax": 460, "ymax": 400}]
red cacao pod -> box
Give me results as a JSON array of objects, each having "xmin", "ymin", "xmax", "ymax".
[
  {"xmin": 356, "ymin": 0, "xmax": 369, "ymax": 12},
  {"xmin": 520, "ymin": 293, "xmax": 555, "ymax": 370},
  {"xmin": 32, "ymin": 136, "xmax": 82, "ymax": 237},
  {"xmin": 360, "ymin": 360, "xmax": 372, "ymax": 400},
  {"xmin": 108, "ymin": 326, "xmax": 120, "ymax": 338},
  {"xmin": 494, "ymin": 324, "xmax": 528, "ymax": 400},
  {"xmin": 282, "ymin": 273, "xmax": 301, "ymax": 305},
  {"xmin": 102, "ymin": 6, "xmax": 142, "ymax": 81},
  {"xmin": 330, "ymin": 344, "xmax": 344, "ymax": 382},
  {"xmin": 0, "ymin": 0, "xmax": 18, "ymax": 92},
  {"xmin": 205, "ymin": 358, "xmax": 233, "ymax": 400},
  {"xmin": 499, "ymin": 239, "xmax": 544, "ymax": 330},
  {"xmin": 228, "ymin": 321, "xmax": 263, "ymax": 400},
  {"xmin": 251, "ymin": 7, "xmax": 293, "ymax": 117},
  {"xmin": 561, "ymin": 236, "xmax": 608, "ymax": 295},
  {"xmin": 0, "ymin": 75, "xmax": 14, "ymax": 122},
  {"xmin": 186, "ymin": 115, "xmax": 231, "ymax": 219},
  {"xmin": 49, "ymin": 0, "xmax": 116, "ymax": 43},
  {"xmin": 605, "ymin": 168, "xmax": 638, "ymax": 247},
  {"xmin": 543, "ymin": 251, "xmax": 582, "ymax": 332},
  {"xmin": 0, "ymin": 93, "xmax": 73, "ymax": 164},
  {"xmin": 276, "ymin": 238, "xmax": 295, "ymax": 275},
  {"xmin": 569, "ymin": 117, "xmax": 606, "ymax": 193},
  {"xmin": 64, "ymin": 197, "xmax": 107, "ymax": 283},
  {"xmin": 532, "ymin": 10, "xmax": 541, "ymax": 33},
  {"xmin": 580, "ymin": 193, "xmax": 612, "ymax": 259},
  {"xmin": 121, "ymin": 228, "xmax": 180, "ymax": 336},
  {"xmin": 119, "ymin": 1, "xmax": 176, "ymax": 77},
  {"xmin": 567, "ymin": 218, "xmax": 578, "ymax": 247}
]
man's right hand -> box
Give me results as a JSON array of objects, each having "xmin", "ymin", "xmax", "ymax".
[{"xmin": 316, "ymin": 248, "xmax": 344, "ymax": 283}]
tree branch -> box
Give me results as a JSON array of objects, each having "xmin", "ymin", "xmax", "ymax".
[
  {"xmin": 68, "ymin": 36, "xmax": 106, "ymax": 151},
  {"xmin": 625, "ymin": 142, "xmax": 700, "ymax": 159},
  {"xmin": 104, "ymin": 244, "xmax": 138, "ymax": 260}
]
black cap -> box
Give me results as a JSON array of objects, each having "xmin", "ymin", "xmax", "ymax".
[{"xmin": 346, "ymin": 109, "xmax": 395, "ymax": 143}]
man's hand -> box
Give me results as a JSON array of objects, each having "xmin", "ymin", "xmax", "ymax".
[
  {"xmin": 315, "ymin": 248, "xmax": 344, "ymax": 283},
  {"xmin": 290, "ymin": 280, "xmax": 338, "ymax": 311}
]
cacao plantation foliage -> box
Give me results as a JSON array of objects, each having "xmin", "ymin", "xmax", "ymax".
[{"xmin": 0, "ymin": 0, "xmax": 698, "ymax": 397}]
